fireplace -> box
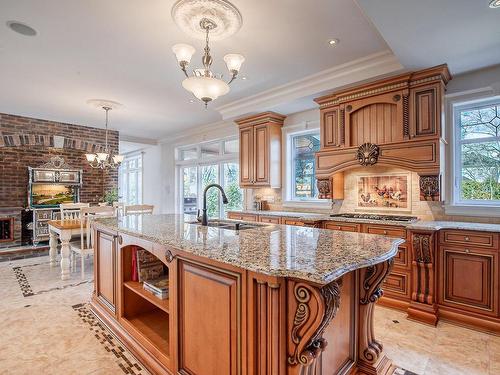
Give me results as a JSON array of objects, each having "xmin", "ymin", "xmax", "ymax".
[
  {"xmin": 0, "ymin": 208, "xmax": 23, "ymax": 248},
  {"xmin": 0, "ymin": 218, "xmax": 14, "ymax": 242}
]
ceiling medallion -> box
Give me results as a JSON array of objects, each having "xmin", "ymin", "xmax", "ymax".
[
  {"xmin": 356, "ymin": 143, "xmax": 380, "ymax": 166},
  {"xmin": 171, "ymin": 0, "xmax": 242, "ymax": 41},
  {"xmin": 171, "ymin": 0, "xmax": 245, "ymax": 107}
]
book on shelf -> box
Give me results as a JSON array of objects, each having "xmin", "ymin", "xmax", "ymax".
[
  {"xmin": 136, "ymin": 249, "xmax": 165, "ymax": 282},
  {"xmin": 143, "ymin": 277, "xmax": 169, "ymax": 300}
]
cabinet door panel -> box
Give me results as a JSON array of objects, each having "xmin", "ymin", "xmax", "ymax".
[
  {"xmin": 178, "ymin": 260, "xmax": 241, "ymax": 375},
  {"xmin": 254, "ymin": 124, "xmax": 269, "ymax": 184},
  {"xmin": 439, "ymin": 246, "xmax": 498, "ymax": 316},
  {"xmin": 321, "ymin": 107, "xmax": 342, "ymax": 148},
  {"xmin": 95, "ymin": 231, "xmax": 116, "ymax": 314},
  {"xmin": 382, "ymin": 272, "xmax": 411, "ymax": 299},
  {"xmin": 410, "ymin": 83, "xmax": 439, "ymax": 138},
  {"xmin": 239, "ymin": 127, "xmax": 254, "ymax": 186}
]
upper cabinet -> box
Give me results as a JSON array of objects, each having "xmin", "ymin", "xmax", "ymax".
[
  {"xmin": 314, "ymin": 65, "xmax": 451, "ymax": 180},
  {"xmin": 236, "ymin": 112, "xmax": 285, "ymax": 188}
]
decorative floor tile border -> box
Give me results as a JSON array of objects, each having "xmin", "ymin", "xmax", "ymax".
[
  {"xmin": 12, "ymin": 262, "xmax": 93, "ymax": 297},
  {"xmin": 72, "ymin": 303, "xmax": 149, "ymax": 375}
]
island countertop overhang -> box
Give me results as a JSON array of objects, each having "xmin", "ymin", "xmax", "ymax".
[{"xmin": 93, "ymin": 214, "xmax": 404, "ymax": 286}]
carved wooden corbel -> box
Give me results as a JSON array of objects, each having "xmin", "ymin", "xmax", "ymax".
[
  {"xmin": 287, "ymin": 279, "xmax": 342, "ymax": 374},
  {"xmin": 357, "ymin": 259, "xmax": 394, "ymax": 375},
  {"xmin": 408, "ymin": 231, "xmax": 438, "ymax": 325}
]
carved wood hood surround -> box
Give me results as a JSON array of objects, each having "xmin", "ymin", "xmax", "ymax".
[{"xmin": 313, "ymin": 64, "xmax": 451, "ymax": 199}]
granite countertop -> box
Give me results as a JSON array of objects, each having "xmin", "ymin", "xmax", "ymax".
[
  {"xmin": 406, "ymin": 221, "xmax": 500, "ymax": 233},
  {"xmin": 228, "ymin": 210, "xmax": 418, "ymax": 227},
  {"xmin": 95, "ymin": 214, "xmax": 403, "ymax": 286},
  {"xmin": 229, "ymin": 210, "xmax": 500, "ymax": 232}
]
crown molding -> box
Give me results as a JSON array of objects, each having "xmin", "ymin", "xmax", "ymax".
[
  {"xmin": 215, "ymin": 50, "xmax": 403, "ymax": 120},
  {"xmin": 158, "ymin": 119, "xmax": 236, "ymax": 145},
  {"xmin": 119, "ymin": 134, "xmax": 158, "ymax": 145}
]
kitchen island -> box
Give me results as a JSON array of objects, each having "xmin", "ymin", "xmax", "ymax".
[{"xmin": 91, "ymin": 214, "xmax": 403, "ymax": 375}]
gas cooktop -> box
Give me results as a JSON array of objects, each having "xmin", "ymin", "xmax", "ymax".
[{"xmin": 329, "ymin": 213, "xmax": 418, "ymax": 223}]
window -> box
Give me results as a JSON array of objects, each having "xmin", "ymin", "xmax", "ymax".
[
  {"xmin": 119, "ymin": 153, "xmax": 143, "ymax": 205},
  {"xmin": 289, "ymin": 131, "xmax": 321, "ymax": 201},
  {"xmin": 177, "ymin": 138, "xmax": 244, "ymax": 218},
  {"xmin": 454, "ymin": 98, "xmax": 500, "ymax": 206}
]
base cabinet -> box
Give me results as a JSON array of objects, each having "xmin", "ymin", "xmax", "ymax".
[
  {"xmin": 177, "ymin": 259, "xmax": 242, "ymax": 375},
  {"xmin": 438, "ymin": 246, "xmax": 498, "ymax": 317},
  {"xmin": 94, "ymin": 229, "xmax": 117, "ymax": 315}
]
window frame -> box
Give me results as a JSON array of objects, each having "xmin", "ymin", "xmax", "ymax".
[
  {"xmin": 118, "ymin": 152, "xmax": 143, "ymax": 205},
  {"xmin": 452, "ymin": 96, "xmax": 500, "ymax": 208},
  {"xmin": 284, "ymin": 127, "xmax": 328, "ymax": 207},
  {"xmin": 176, "ymin": 137, "xmax": 244, "ymax": 218}
]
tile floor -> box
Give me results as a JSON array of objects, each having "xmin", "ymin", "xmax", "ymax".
[{"xmin": 0, "ymin": 253, "xmax": 497, "ymax": 374}]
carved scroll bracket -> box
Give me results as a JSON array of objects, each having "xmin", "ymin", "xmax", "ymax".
[
  {"xmin": 317, "ymin": 178, "xmax": 332, "ymax": 200},
  {"xmin": 287, "ymin": 279, "xmax": 342, "ymax": 370},
  {"xmin": 357, "ymin": 259, "xmax": 394, "ymax": 375}
]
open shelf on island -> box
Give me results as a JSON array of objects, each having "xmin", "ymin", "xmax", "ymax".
[
  {"xmin": 124, "ymin": 309, "xmax": 170, "ymax": 355},
  {"xmin": 124, "ymin": 281, "xmax": 169, "ymax": 313}
]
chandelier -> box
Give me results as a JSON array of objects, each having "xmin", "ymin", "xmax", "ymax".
[
  {"xmin": 171, "ymin": 0, "xmax": 244, "ymax": 107},
  {"xmin": 85, "ymin": 106, "xmax": 124, "ymax": 169}
]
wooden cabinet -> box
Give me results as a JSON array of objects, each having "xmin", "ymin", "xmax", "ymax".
[
  {"xmin": 321, "ymin": 106, "xmax": 342, "ymax": 148},
  {"xmin": 438, "ymin": 246, "xmax": 498, "ymax": 317},
  {"xmin": 236, "ymin": 112, "xmax": 285, "ymax": 188},
  {"xmin": 177, "ymin": 259, "xmax": 242, "ymax": 375},
  {"xmin": 227, "ymin": 212, "xmax": 258, "ymax": 222},
  {"xmin": 239, "ymin": 126, "xmax": 254, "ymax": 185},
  {"xmin": 282, "ymin": 218, "xmax": 304, "ymax": 226},
  {"xmin": 323, "ymin": 221, "xmax": 360, "ymax": 232},
  {"xmin": 410, "ymin": 83, "xmax": 441, "ymax": 138},
  {"xmin": 94, "ymin": 229, "xmax": 117, "ymax": 315},
  {"xmin": 259, "ymin": 215, "xmax": 281, "ymax": 224}
]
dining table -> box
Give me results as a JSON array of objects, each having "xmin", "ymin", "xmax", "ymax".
[{"xmin": 47, "ymin": 219, "xmax": 83, "ymax": 280}]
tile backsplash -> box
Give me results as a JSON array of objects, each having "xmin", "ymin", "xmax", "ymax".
[{"xmin": 246, "ymin": 166, "xmax": 500, "ymax": 224}]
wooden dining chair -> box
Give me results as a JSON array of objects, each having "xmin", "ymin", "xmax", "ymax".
[
  {"xmin": 124, "ymin": 204, "xmax": 154, "ymax": 215},
  {"xmin": 69, "ymin": 206, "xmax": 115, "ymax": 279},
  {"xmin": 60, "ymin": 202, "xmax": 90, "ymax": 220}
]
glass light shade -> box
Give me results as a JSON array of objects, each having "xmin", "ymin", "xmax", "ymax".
[
  {"xmin": 96, "ymin": 152, "xmax": 109, "ymax": 162},
  {"xmin": 223, "ymin": 54, "xmax": 245, "ymax": 72},
  {"xmin": 182, "ymin": 76, "xmax": 230, "ymax": 102},
  {"xmin": 85, "ymin": 154, "xmax": 96, "ymax": 162},
  {"xmin": 112, "ymin": 154, "xmax": 124, "ymax": 164},
  {"xmin": 172, "ymin": 43, "xmax": 196, "ymax": 64}
]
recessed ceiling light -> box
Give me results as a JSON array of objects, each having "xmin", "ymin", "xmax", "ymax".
[
  {"xmin": 189, "ymin": 99, "xmax": 195, "ymax": 103},
  {"xmin": 328, "ymin": 38, "xmax": 339, "ymax": 46},
  {"xmin": 489, "ymin": 0, "xmax": 500, "ymax": 8},
  {"xmin": 241, "ymin": 76, "xmax": 247, "ymax": 80},
  {"xmin": 6, "ymin": 21, "xmax": 37, "ymax": 36}
]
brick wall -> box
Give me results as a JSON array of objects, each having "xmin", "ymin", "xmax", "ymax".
[{"xmin": 0, "ymin": 112, "xmax": 119, "ymax": 208}]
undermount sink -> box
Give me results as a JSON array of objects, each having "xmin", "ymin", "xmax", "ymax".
[{"xmin": 188, "ymin": 219, "xmax": 265, "ymax": 231}]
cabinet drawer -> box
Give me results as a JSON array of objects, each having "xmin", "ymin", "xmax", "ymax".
[
  {"xmin": 440, "ymin": 230, "xmax": 499, "ymax": 250},
  {"xmin": 394, "ymin": 245, "xmax": 409, "ymax": 269},
  {"xmin": 227, "ymin": 213, "xmax": 258, "ymax": 222},
  {"xmin": 364, "ymin": 224, "xmax": 406, "ymax": 239},
  {"xmin": 382, "ymin": 271, "xmax": 411, "ymax": 299},
  {"xmin": 35, "ymin": 210, "xmax": 53, "ymax": 220},
  {"xmin": 323, "ymin": 221, "xmax": 360, "ymax": 232},
  {"xmin": 282, "ymin": 218, "xmax": 304, "ymax": 226},
  {"xmin": 259, "ymin": 216, "xmax": 280, "ymax": 224}
]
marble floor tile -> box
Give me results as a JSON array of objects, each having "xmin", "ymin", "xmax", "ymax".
[{"xmin": 0, "ymin": 254, "xmax": 497, "ymax": 375}]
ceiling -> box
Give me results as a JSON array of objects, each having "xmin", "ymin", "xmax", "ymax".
[
  {"xmin": 1, "ymin": 1, "xmax": 499, "ymax": 141},
  {"xmin": 0, "ymin": 0, "xmax": 390, "ymax": 139},
  {"xmin": 356, "ymin": 0, "xmax": 500, "ymax": 74}
]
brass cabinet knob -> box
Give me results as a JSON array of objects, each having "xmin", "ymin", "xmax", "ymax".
[
  {"xmin": 465, "ymin": 236, "xmax": 470, "ymax": 241},
  {"xmin": 383, "ymin": 230, "xmax": 388, "ymax": 235},
  {"xmin": 465, "ymin": 248, "xmax": 470, "ymax": 254}
]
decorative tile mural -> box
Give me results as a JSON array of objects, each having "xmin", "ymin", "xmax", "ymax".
[{"xmin": 357, "ymin": 174, "xmax": 410, "ymax": 210}]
